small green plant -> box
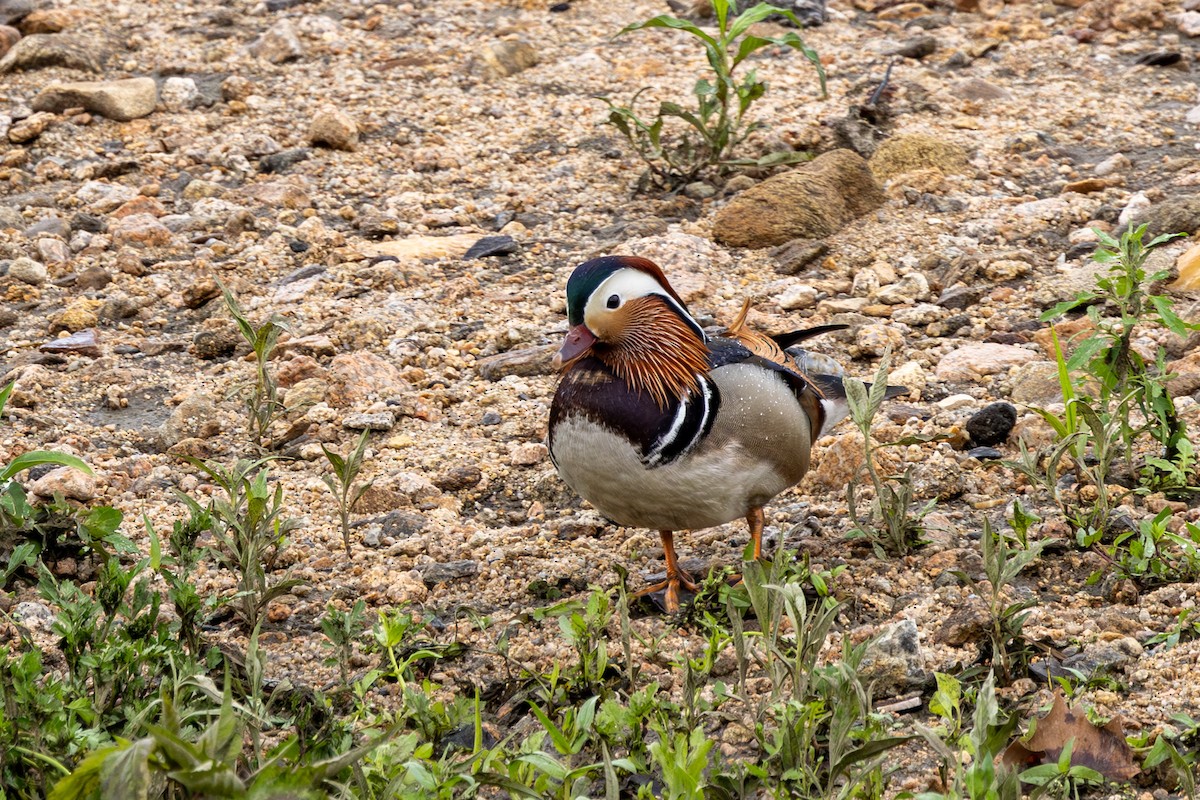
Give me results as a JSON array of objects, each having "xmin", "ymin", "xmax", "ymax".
[
  {"xmin": 220, "ymin": 282, "xmax": 291, "ymax": 451},
  {"xmin": 1145, "ymin": 608, "xmax": 1200, "ymax": 650},
  {"xmin": 601, "ymin": 0, "xmax": 826, "ymax": 189},
  {"xmin": 321, "ymin": 599, "xmax": 371, "ymax": 689},
  {"xmin": 178, "ymin": 457, "xmax": 303, "ymax": 632},
  {"xmin": 913, "ymin": 672, "xmax": 1022, "ymax": 800},
  {"xmin": 956, "ymin": 519, "xmax": 1050, "ymax": 684},
  {"xmin": 1109, "ymin": 508, "xmax": 1200, "ymax": 587},
  {"xmin": 322, "ymin": 429, "xmax": 375, "ymax": 557},
  {"xmin": 1042, "ymin": 224, "xmax": 1195, "ymax": 489},
  {"xmin": 845, "ymin": 352, "xmax": 932, "ymax": 556}
]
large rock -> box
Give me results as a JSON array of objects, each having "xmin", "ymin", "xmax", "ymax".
[
  {"xmin": 936, "ymin": 343, "xmax": 1037, "ymax": 382},
  {"xmin": 32, "ymin": 77, "xmax": 157, "ymax": 121},
  {"xmin": 712, "ymin": 149, "xmax": 885, "ymax": 248},
  {"xmin": 0, "ymin": 32, "xmax": 105, "ymax": 72},
  {"xmin": 869, "ymin": 133, "xmax": 970, "ymax": 182}
]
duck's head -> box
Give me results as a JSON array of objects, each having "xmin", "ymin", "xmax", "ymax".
[
  {"xmin": 556, "ymin": 255, "xmax": 705, "ymax": 366},
  {"xmin": 554, "ymin": 256, "xmax": 709, "ymax": 407}
]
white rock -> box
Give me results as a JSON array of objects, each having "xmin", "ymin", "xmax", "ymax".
[
  {"xmin": 160, "ymin": 77, "xmax": 200, "ymax": 111},
  {"xmin": 1118, "ymin": 191, "xmax": 1151, "ymax": 227},
  {"xmin": 776, "ymin": 284, "xmax": 818, "ymax": 310}
]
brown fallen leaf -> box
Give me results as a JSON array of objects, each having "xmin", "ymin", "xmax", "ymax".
[{"xmin": 1001, "ymin": 691, "xmax": 1139, "ymax": 782}]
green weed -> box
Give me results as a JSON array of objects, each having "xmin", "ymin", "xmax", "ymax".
[
  {"xmin": 601, "ymin": 0, "xmax": 826, "ymax": 189},
  {"xmin": 322, "ymin": 429, "xmax": 375, "ymax": 557}
]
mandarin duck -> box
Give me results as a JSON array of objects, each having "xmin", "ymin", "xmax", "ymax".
[{"xmin": 548, "ymin": 255, "xmax": 855, "ymax": 612}]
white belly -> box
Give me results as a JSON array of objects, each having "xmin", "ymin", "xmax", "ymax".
[{"xmin": 551, "ymin": 364, "xmax": 810, "ymax": 531}]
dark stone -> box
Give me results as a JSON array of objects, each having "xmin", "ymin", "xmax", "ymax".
[
  {"xmin": 463, "ymin": 235, "xmax": 519, "ymax": 260},
  {"xmin": 965, "ymin": 402, "xmax": 1017, "ymax": 447},
  {"xmin": 936, "ymin": 285, "xmax": 981, "ymax": 310},
  {"xmin": 259, "ymin": 148, "xmax": 310, "ymax": 174},
  {"xmin": 481, "ymin": 411, "xmax": 501, "ymax": 426},
  {"xmin": 70, "ymin": 212, "xmax": 106, "ymax": 233},
  {"xmin": 966, "ymin": 446, "xmax": 1003, "ymax": 460},
  {"xmin": 376, "ymin": 510, "xmax": 428, "ymax": 538},
  {"xmin": 288, "ymin": 239, "xmax": 309, "ymax": 253},
  {"xmin": 418, "ymin": 560, "xmax": 479, "ymax": 585},
  {"xmin": 1135, "ymin": 51, "xmax": 1181, "ymax": 67},
  {"xmin": 279, "ymin": 264, "xmax": 324, "ymax": 285}
]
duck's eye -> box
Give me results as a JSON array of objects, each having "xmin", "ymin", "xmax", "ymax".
[{"xmin": 606, "ymin": 294, "xmax": 620, "ymax": 309}]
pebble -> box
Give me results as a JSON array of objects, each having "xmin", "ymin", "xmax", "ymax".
[
  {"xmin": 343, "ymin": 411, "xmax": 396, "ymax": 431},
  {"xmin": 40, "ymin": 328, "xmax": 100, "ymax": 357},
  {"xmin": 776, "ymin": 283, "xmax": 818, "ymax": 310},
  {"xmin": 418, "ymin": 560, "xmax": 480, "ymax": 585},
  {"xmin": 159, "ymin": 76, "xmax": 200, "ymax": 112},
  {"xmin": 309, "ymin": 107, "xmax": 358, "ymax": 151},
  {"xmin": 248, "ymin": 19, "xmax": 303, "ymax": 63}
]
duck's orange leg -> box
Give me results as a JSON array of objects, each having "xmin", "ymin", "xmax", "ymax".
[{"xmin": 633, "ymin": 531, "xmax": 700, "ymax": 613}]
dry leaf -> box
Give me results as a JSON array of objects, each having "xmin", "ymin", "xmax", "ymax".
[{"xmin": 1001, "ymin": 691, "xmax": 1139, "ymax": 781}]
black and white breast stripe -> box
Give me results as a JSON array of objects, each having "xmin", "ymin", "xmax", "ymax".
[{"xmin": 641, "ymin": 376, "xmax": 719, "ymax": 468}]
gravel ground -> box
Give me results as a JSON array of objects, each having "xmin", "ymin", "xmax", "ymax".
[{"xmin": 3, "ymin": 0, "xmax": 1200, "ymax": 791}]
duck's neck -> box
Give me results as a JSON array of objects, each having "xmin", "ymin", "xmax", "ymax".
[{"xmin": 597, "ymin": 298, "xmax": 710, "ymax": 408}]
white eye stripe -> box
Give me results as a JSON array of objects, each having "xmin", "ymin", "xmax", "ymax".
[{"xmin": 583, "ymin": 268, "xmax": 699, "ymax": 331}]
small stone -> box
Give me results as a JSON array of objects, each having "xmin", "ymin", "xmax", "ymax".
[
  {"xmin": 32, "ymin": 77, "xmax": 157, "ymax": 121},
  {"xmin": 328, "ymin": 352, "xmax": 410, "ymax": 407},
  {"xmin": 159, "ymin": 392, "xmax": 221, "ymax": 448},
  {"xmin": 479, "ymin": 39, "xmax": 538, "ymax": 78},
  {"xmin": 30, "ymin": 466, "xmax": 95, "ymax": 501},
  {"xmin": 434, "ymin": 465, "xmax": 483, "ymax": 491},
  {"xmin": 50, "ymin": 299, "xmax": 101, "ymax": 333},
  {"xmin": 966, "ymin": 446, "xmax": 1003, "ymax": 460},
  {"xmin": 950, "ymin": 78, "xmax": 1011, "ymax": 102},
  {"xmin": 248, "ymin": 19, "xmax": 303, "ymax": 63},
  {"xmin": 1095, "ymin": 153, "xmax": 1131, "ymax": 177},
  {"xmin": 859, "ymin": 619, "xmax": 927, "ymax": 699},
  {"xmin": 309, "ymin": 106, "xmax": 358, "ymax": 151},
  {"xmin": 875, "ymin": 272, "xmax": 930, "ymax": 304},
  {"xmin": 935, "ymin": 285, "xmax": 981, "ymax": 310},
  {"xmin": 713, "ymin": 149, "xmax": 885, "ymax": 248},
  {"xmin": 220, "ymin": 74, "xmax": 254, "ymax": 101},
  {"xmin": 181, "ymin": 278, "xmax": 220, "ymax": 309},
  {"xmin": 0, "ymin": 25, "xmax": 18, "ymax": 57},
  {"xmin": 7, "ymin": 110, "xmax": 52, "ymax": 142},
  {"xmin": 343, "ymin": 411, "xmax": 395, "ymax": 431},
  {"xmin": 510, "ymin": 442, "xmax": 548, "ymax": 466},
  {"xmin": 39, "ymin": 328, "xmax": 100, "ymax": 357},
  {"xmin": 777, "ymin": 284, "xmax": 818, "ymax": 310},
  {"xmin": 76, "ymin": 266, "xmax": 112, "ymax": 290},
  {"xmin": 983, "ymin": 259, "xmax": 1030, "ymax": 281},
  {"xmin": 110, "ymin": 213, "xmax": 173, "ymax": 248},
  {"xmin": 7, "ymin": 255, "xmax": 46, "ymax": 285},
  {"xmin": 477, "ymin": 344, "xmax": 556, "ymax": 380},
  {"xmin": 464, "ymin": 235, "xmax": 519, "ymax": 259},
  {"xmin": 965, "ymin": 402, "xmax": 1017, "ymax": 446},
  {"xmin": 888, "ymin": 34, "xmax": 936, "ymax": 58},
  {"xmin": 159, "ymin": 76, "xmax": 200, "ymax": 112},
  {"xmin": 682, "ymin": 181, "xmax": 717, "ymax": 200},
  {"xmin": 1172, "ymin": 242, "xmax": 1200, "ymax": 291},
  {"xmin": 418, "ymin": 560, "xmax": 479, "ymax": 585}
]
